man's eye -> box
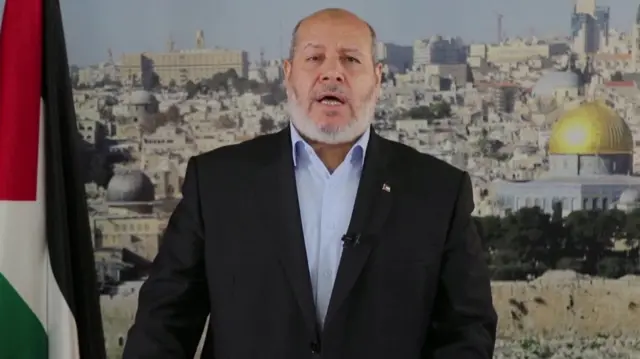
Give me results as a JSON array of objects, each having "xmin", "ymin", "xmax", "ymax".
[
  {"xmin": 345, "ymin": 56, "xmax": 360, "ymax": 63},
  {"xmin": 307, "ymin": 56, "xmax": 320, "ymax": 61}
]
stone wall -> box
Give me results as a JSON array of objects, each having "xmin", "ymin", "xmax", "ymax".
[
  {"xmin": 492, "ymin": 270, "xmax": 640, "ymax": 338},
  {"xmin": 100, "ymin": 271, "xmax": 640, "ymax": 358}
]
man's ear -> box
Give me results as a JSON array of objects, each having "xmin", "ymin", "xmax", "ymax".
[
  {"xmin": 283, "ymin": 59, "xmax": 292, "ymax": 83},
  {"xmin": 374, "ymin": 62, "xmax": 383, "ymax": 90},
  {"xmin": 375, "ymin": 62, "xmax": 383, "ymax": 85}
]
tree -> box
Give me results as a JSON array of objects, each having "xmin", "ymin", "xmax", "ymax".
[
  {"xmin": 564, "ymin": 210, "xmax": 623, "ymax": 274},
  {"xmin": 215, "ymin": 115, "xmax": 236, "ymax": 129},
  {"xmin": 476, "ymin": 207, "xmax": 554, "ymax": 280},
  {"xmin": 477, "ymin": 138, "xmax": 504, "ymax": 157},
  {"xmin": 407, "ymin": 106, "xmax": 433, "ymax": 120},
  {"xmin": 546, "ymin": 201, "xmax": 565, "ymax": 266},
  {"xmin": 266, "ymin": 83, "xmax": 287, "ymax": 105},
  {"xmin": 202, "ymin": 69, "xmax": 265, "ymax": 95},
  {"xmin": 259, "ymin": 116, "xmax": 276, "ymax": 134},
  {"xmin": 596, "ymin": 256, "xmax": 628, "ymax": 278},
  {"xmin": 473, "ymin": 207, "xmax": 637, "ymax": 280},
  {"xmin": 429, "ymin": 101, "xmax": 452, "ymax": 118},
  {"xmin": 185, "ymin": 80, "xmax": 199, "ymax": 99},
  {"xmin": 224, "ymin": 68, "xmax": 239, "ymax": 80},
  {"xmin": 555, "ymin": 257, "xmax": 582, "ymax": 271},
  {"xmin": 501, "ymin": 207, "xmax": 551, "ymax": 268},
  {"xmin": 623, "ymin": 208, "xmax": 640, "ymax": 248}
]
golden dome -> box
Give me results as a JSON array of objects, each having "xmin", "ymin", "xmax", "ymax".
[{"xmin": 548, "ymin": 101, "xmax": 633, "ymax": 155}]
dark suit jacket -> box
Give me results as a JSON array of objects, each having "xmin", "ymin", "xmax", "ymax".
[{"xmin": 122, "ymin": 126, "xmax": 497, "ymax": 359}]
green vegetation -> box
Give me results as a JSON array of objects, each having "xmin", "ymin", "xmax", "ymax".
[
  {"xmin": 406, "ymin": 101, "xmax": 452, "ymax": 120},
  {"xmin": 475, "ymin": 205, "xmax": 640, "ymax": 280},
  {"xmin": 183, "ymin": 69, "xmax": 284, "ymax": 100}
]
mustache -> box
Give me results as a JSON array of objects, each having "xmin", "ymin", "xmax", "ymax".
[{"xmin": 313, "ymin": 84, "xmax": 349, "ymax": 101}]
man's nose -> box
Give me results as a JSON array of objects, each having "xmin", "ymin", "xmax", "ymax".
[{"xmin": 320, "ymin": 71, "xmax": 344, "ymax": 83}]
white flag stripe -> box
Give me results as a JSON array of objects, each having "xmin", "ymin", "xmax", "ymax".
[
  {"xmin": 0, "ymin": 99, "xmax": 80, "ymax": 358},
  {"xmin": 0, "ymin": 99, "xmax": 47, "ymax": 328},
  {"xmin": 0, "ymin": 201, "xmax": 47, "ymax": 326},
  {"xmin": 47, "ymin": 253, "xmax": 80, "ymax": 359},
  {"xmin": 38, "ymin": 99, "xmax": 81, "ymax": 359}
]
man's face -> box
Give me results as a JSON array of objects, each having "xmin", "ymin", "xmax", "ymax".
[{"xmin": 284, "ymin": 15, "xmax": 382, "ymax": 144}]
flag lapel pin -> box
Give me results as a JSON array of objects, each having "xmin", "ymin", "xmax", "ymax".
[{"xmin": 382, "ymin": 183, "xmax": 391, "ymax": 192}]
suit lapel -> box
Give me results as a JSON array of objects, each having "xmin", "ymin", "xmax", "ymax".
[
  {"xmin": 324, "ymin": 131, "xmax": 393, "ymax": 327},
  {"xmin": 253, "ymin": 128, "xmax": 319, "ymax": 340}
]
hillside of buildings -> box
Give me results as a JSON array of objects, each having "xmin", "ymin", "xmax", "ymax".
[{"xmin": 70, "ymin": 6, "xmax": 640, "ymax": 356}]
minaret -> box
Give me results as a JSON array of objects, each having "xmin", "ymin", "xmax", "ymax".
[
  {"xmin": 166, "ymin": 35, "xmax": 175, "ymax": 52},
  {"xmin": 196, "ymin": 30, "xmax": 205, "ymax": 49},
  {"xmin": 633, "ymin": 5, "xmax": 640, "ymax": 71},
  {"xmin": 140, "ymin": 150, "xmax": 146, "ymax": 171}
]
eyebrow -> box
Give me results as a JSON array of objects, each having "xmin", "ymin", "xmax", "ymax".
[
  {"xmin": 302, "ymin": 43, "xmax": 363, "ymax": 55},
  {"xmin": 302, "ymin": 43, "xmax": 324, "ymax": 50},
  {"xmin": 342, "ymin": 48, "xmax": 363, "ymax": 55}
]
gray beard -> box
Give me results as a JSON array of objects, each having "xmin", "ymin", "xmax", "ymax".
[{"xmin": 286, "ymin": 89, "xmax": 376, "ymax": 144}]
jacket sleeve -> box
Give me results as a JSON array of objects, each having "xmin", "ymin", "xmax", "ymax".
[
  {"xmin": 123, "ymin": 156, "xmax": 210, "ymax": 359},
  {"xmin": 423, "ymin": 172, "xmax": 497, "ymax": 359}
]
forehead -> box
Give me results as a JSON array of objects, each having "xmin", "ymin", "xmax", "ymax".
[{"xmin": 295, "ymin": 16, "xmax": 372, "ymax": 53}]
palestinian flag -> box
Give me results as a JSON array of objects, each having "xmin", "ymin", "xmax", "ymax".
[{"xmin": 0, "ymin": 0, "xmax": 106, "ymax": 358}]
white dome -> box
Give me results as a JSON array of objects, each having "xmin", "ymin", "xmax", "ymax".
[
  {"xmin": 129, "ymin": 90, "xmax": 156, "ymax": 105},
  {"xmin": 105, "ymin": 170, "xmax": 155, "ymax": 202},
  {"xmin": 618, "ymin": 189, "xmax": 640, "ymax": 205},
  {"xmin": 532, "ymin": 70, "xmax": 581, "ymax": 97}
]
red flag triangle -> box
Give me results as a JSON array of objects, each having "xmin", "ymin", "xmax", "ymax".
[{"xmin": 0, "ymin": 0, "xmax": 42, "ymax": 201}]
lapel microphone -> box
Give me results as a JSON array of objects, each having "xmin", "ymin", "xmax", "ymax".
[{"xmin": 341, "ymin": 232, "xmax": 363, "ymax": 248}]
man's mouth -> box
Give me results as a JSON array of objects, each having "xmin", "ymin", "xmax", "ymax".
[{"xmin": 316, "ymin": 94, "xmax": 346, "ymax": 106}]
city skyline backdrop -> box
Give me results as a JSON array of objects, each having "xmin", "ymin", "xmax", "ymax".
[{"xmin": 1, "ymin": 0, "xmax": 639, "ymax": 66}]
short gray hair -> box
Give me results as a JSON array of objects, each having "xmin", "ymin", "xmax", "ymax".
[{"xmin": 288, "ymin": 19, "xmax": 378, "ymax": 65}]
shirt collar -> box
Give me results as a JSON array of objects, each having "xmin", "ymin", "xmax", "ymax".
[{"xmin": 290, "ymin": 123, "xmax": 370, "ymax": 168}]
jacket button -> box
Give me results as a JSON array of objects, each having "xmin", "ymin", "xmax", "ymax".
[{"xmin": 309, "ymin": 342, "xmax": 321, "ymax": 355}]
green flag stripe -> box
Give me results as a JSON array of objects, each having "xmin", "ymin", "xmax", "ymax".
[{"xmin": 0, "ymin": 273, "xmax": 47, "ymax": 359}]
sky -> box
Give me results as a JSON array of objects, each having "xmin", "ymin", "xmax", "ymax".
[{"xmin": 1, "ymin": 0, "xmax": 640, "ymax": 66}]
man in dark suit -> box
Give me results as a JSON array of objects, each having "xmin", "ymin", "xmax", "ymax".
[{"xmin": 123, "ymin": 8, "xmax": 497, "ymax": 359}]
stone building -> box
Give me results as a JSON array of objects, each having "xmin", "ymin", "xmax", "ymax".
[
  {"xmin": 492, "ymin": 100, "xmax": 640, "ymax": 216},
  {"xmin": 91, "ymin": 169, "xmax": 175, "ymax": 276}
]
